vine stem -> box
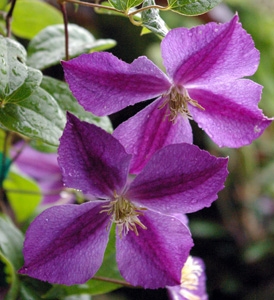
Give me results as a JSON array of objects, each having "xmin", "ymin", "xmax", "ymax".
[
  {"xmin": 92, "ymin": 276, "xmax": 135, "ymax": 288},
  {"xmin": 6, "ymin": 0, "xmax": 17, "ymax": 38},
  {"xmin": 65, "ymin": 0, "xmax": 124, "ymax": 13},
  {"xmin": 128, "ymin": 4, "xmax": 169, "ymax": 16},
  {"xmin": 59, "ymin": 1, "xmax": 70, "ymax": 61}
]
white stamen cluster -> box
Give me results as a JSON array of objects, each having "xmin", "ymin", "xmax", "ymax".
[
  {"xmin": 158, "ymin": 85, "xmax": 204, "ymax": 123},
  {"xmin": 100, "ymin": 191, "xmax": 147, "ymax": 238},
  {"xmin": 179, "ymin": 256, "xmax": 203, "ymax": 300}
]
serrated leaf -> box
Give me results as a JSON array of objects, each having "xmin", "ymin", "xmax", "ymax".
[
  {"xmin": 27, "ymin": 24, "xmax": 116, "ymax": 70},
  {"xmin": 5, "ymin": 67, "xmax": 42, "ymax": 103},
  {"xmin": 6, "ymin": 0, "xmax": 63, "ymax": 40},
  {"xmin": 0, "ymin": 87, "xmax": 66, "ymax": 146},
  {"xmin": 141, "ymin": 0, "xmax": 169, "ymax": 37},
  {"xmin": 44, "ymin": 227, "xmax": 122, "ymax": 299},
  {"xmin": 168, "ymin": 0, "xmax": 223, "ymax": 16},
  {"xmin": 109, "ymin": 0, "xmax": 144, "ymax": 11},
  {"xmin": 96, "ymin": 1, "xmax": 141, "ymax": 20},
  {"xmin": 0, "ymin": 36, "xmax": 28, "ymax": 100},
  {"xmin": 4, "ymin": 172, "xmax": 41, "ymax": 223},
  {"xmin": 41, "ymin": 76, "xmax": 113, "ymax": 133}
]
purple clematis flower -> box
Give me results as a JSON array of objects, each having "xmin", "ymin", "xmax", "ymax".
[
  {"xmin": 167, "ymin": 256, "xmax": 208, "ymax": 300},
  {"xmin": 18, "ymin": 113, "xmax": 228, "ymax": 288},
  {"xmin": 62, "ymin": 15, "xmax": 272, "ymax": 174},
  {"xmin": 11, "ymin": 143, "xmax": 74, "ymax": 205}
]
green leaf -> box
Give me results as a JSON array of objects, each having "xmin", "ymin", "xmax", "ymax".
[
  {"xmin": 0, "ymin": 36, "xmax": 28, "ymax": 101},
  {"xmin": 0, "ymin": 87, "xmax": 66, "ymax": 146},
  {"xmin": 0, "ymin": 214, "xmax": 23, "ymax": 300},
  {"xmin": 4, "ymin": 172, "xmax": 41, "ymax": 223},
  {"xmin": 1, "ymin": 254, "xmax": 20, "ymax": 300},
  {"xmin": 19, "ymin": 278, "xmax": 52, "ymax": 300},
  {"xmin": 109, "ymin": 0, "xmax": 144, "ymax": 11},
  {"xmin": 189, "ymin": 220, "xmax": 227, "ymax": 239},
  {"xmin": 0, "ymin": 0, "xmax": 7, "ymax": 11},
  {"xmin": 41, "ymin": 76, "xmax": 113, "ymax": 133},
  {"xmin": 27, "ymin": 24, "xmax": 116, "ymax": 70},
  {"xmin": 168, "ymin": 0, "xmax": 223, "ymax": 16},
  {"xmin": 5, "ymin": 67, "xmax": 42, "ymax": 103},
  {"xmin": 141, "ymin": 0, "xmax": 169, "ymax": 37},
  {"xmin": 44, "ymin": 227, "xmax": 122, "ymax": 299},
  {"xmin": 0, "ymin": 214, "xmax": 24, "ymax": 270},
  {"xmin": 96, "ymin": 1, "xmax": 141, "ymax": 20},
  {"xmin": 6, "ymin": 0, "xmax": 63, "ymax": 40}
]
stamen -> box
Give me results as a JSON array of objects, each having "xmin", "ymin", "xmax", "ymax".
[
  {"xmin": 178, "ymin": 256, "xmax": 203, "ymax": 300},
  {"xmin": 100, "ymin": 190, "xmax": 147, "ymax": 239},
  {"xmin": 158, "ymin": 85, "xmax": 204, "ymax": 123}
]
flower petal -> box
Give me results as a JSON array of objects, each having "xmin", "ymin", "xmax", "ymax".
[
  {"xmin": 18, "ymin": 201, "xmax": 111, "ymax": 285},
  {"xmin": 116, "ymin": 210, "xmax": 193, "ymax": 288},
  {"xmin": 113, "ymin": 98, "xmax": 193, "ymax": 174},
  {"xmin": 58, "ymin": 113, "xmax": 132, "ymax": 198},
  {"xmin": 127, "ymin": 144, "xmax": 228, "ymax": 214},
  {"xmin": 12, "ymin": 143, "xmax": 60, "ymax": 180},
  {"xmin": 167, "ymin": 257, "xmax": 208, "ymax": 300},
  {"xmin": 161, "ymin": 15, "xmax": 259, "ymax": 86},
  {"xmin": 188, "ymin": 80, "xmax": 272, "ymax": 147},
  {"xmin": 62, "ymin": 52, "xmax": 171, "ymax": 116}
]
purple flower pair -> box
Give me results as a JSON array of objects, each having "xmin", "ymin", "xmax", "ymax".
[
  {"xmin": 62, "ymin": 15, "xmax": 271, "ymax": 174},
  {"xmin": 19, "ymin": 113, "xmax": 228, "ymax": 288}
]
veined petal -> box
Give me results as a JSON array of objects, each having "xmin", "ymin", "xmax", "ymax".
[
  {"xmin": 188, "ymin": 80, "xmax": 272, "ymax": 148},
  {"xmin": 127, "ymin": 144, "xmax": 228, "ymax": 215},
  {"xmin": 167, "ymin": 257, "xmax": 208, "ymax": 300},
  {"xmin": 116, "ymin": 210, "xmax": 193, "ymax": 288},
  {"xmin": 113, "ymin": 98, "xmax": 193, "ymax": 175},
  {"xmin": 18, "ymin": 201, "xmax": 111, "ymax": 285},
  {"xmin": 12, "ymin": 143, "xmax": 60, "ymax": 180},
  {"xmin": 62, "ymin": 52, "xmax": 171, "ymax": 116},
  {"xmin": 58, "ymin": 113, "xmax": 132, "ymax": 198},
  {"xmin": 161, "ymin": 15, "xmax": 259, "ymax": 86}
]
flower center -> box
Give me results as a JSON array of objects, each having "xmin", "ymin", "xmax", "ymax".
[
  {"xmin": 100, "ymin": 191, "xmax": 147, "ymax": 239},
  {"xmin": 158, "ymin": 85, "xmax": 204, "ymax": 124},
  {"xmin": 179, "ymin": 256, "xmax": 203, "ymax": 300}
]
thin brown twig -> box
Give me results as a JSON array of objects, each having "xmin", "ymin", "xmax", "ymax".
[
  {"xmin": 92, "ymin": 276, "xmax": 136, "ymax": 288},
  {"xmin": 65, "ymin": 0, "xmax": 124, "ymax": 13},
  {"xmin": 6, "ymin": 0, "xmax": 17, "ymax": 38},
  {"xmin": 59, "ymin": 1, "xmax": 70, "ymax": 61}
]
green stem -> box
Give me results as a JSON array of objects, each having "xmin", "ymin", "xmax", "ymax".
[{"xmin": 92, "ymin": 276, "xmax": 135, "ymax": 288}]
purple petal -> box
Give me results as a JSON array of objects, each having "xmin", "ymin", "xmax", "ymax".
[
  {"xmin": 62, "ymin": 52, "xmax": 171, "ymax": 116},
  {"xmin": 188, "ymin": 80, "xmax": 272, "ymax": 147},
  {"xmin": 113, "ymin": 98, "xmax": 193, "ymax": 174},
  {"xmin": 161, "ymin": 15, "xmax": 259, "ymax": 86},
  {"xmin": 58, "ymin": 113, "xmax": 132, "ymax": 198},
  {"xmin": 167, "ymin": 257, "xmax": 208, "ymax": 300},
  {"xmin": 11, "ymin": 143, "xmax": 71, "ymax": 205},
  {"xmin": 18, "ymin": 201, "xmax": 111, "ymax": 285},
  {"xmin": 116, "ymin": 210, "xmax": 193, "ymax": 288},
  {"xmin": 127, "ymin": 144, "xmax": 228, "ymax": 214},
  {"xmin": 12, "ymin": 143, "xmax": 60, "ymax": 181}
]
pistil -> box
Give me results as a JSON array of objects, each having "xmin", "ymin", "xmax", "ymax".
[
  {"xmin": 158, "ymin": 86, "xmax": 204, "ymax": 123},
  {"xmin": 100, "ymin": 191, "xmax": 147, "ymax": 238}
]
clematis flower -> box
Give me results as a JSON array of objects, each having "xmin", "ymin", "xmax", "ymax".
[
  {"xmin": 18, "ymin": 113, "xmax": 228, "ymax": 288},
  {"xmin": 11, "ymin": 143, "xmax": 74, "ymax": 205},
  {"xmin": 62, "ymin": 15, "xmax": 272, "ymax": 174},
  {"xmin": 167, "ymin": 256, "xmax": 208, "ymax": 300}
]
